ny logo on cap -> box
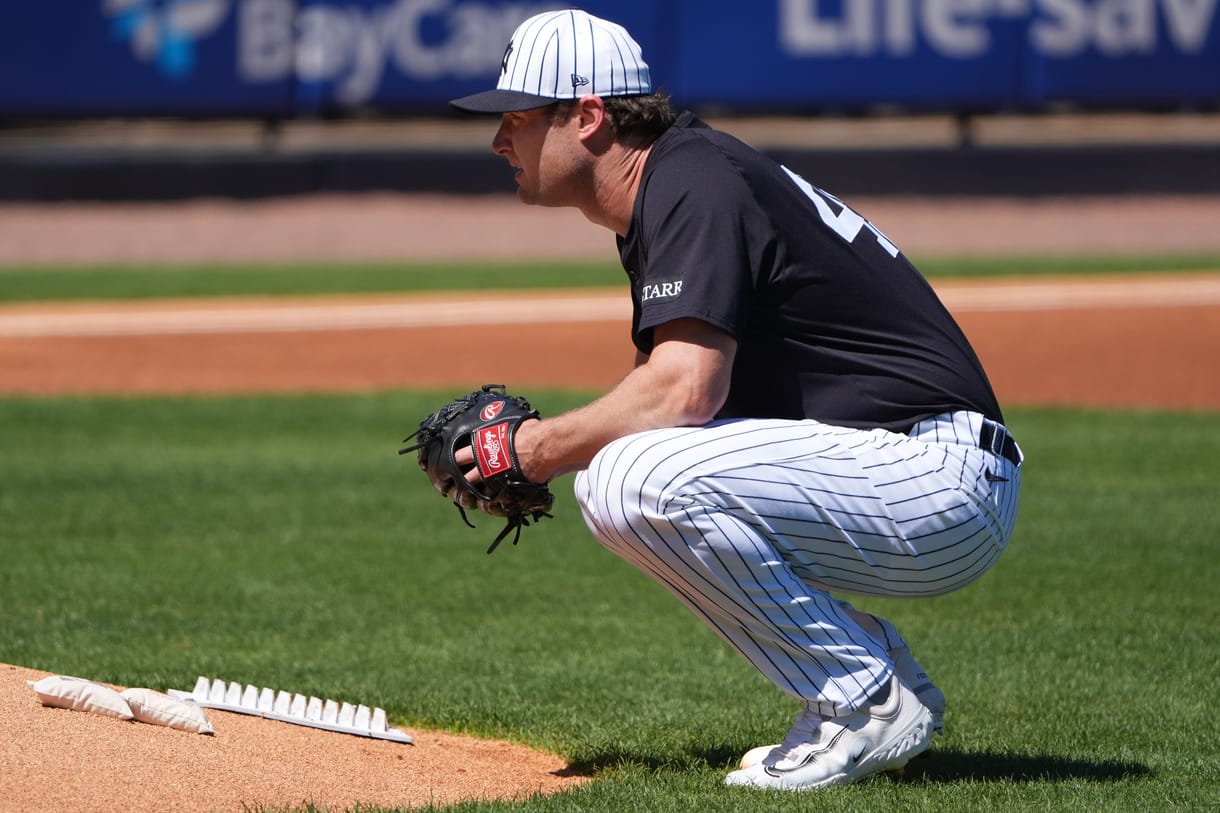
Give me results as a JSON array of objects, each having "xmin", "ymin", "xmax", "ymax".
[
  {"xmin": 571, "ymin": 73, "xmax": 590, "ymax": 88},
  {"xmin": 500, "ymin": 42, "xmax": 513, "ymax": 75}
]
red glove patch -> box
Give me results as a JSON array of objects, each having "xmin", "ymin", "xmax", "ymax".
[{"xmin": 474, "ymin": 421, "xmax": 513, "ymax": 478}]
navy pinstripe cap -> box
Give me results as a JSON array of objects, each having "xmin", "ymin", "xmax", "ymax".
[{"xmin": 450, "ymin": 9, "xmax": 652, "ymax": 114}]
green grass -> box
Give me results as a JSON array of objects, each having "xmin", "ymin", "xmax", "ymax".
[
  {"xmin": 0, "ymin": 262, "xmax": 626, "ymax": 302},
  {"xmin": 1, "ymin": 253, "xmax": 1217, "ymax": 303},
  {"xmin": 2, "ymin": 393, "xmax": 1217, "ymax": 811}
]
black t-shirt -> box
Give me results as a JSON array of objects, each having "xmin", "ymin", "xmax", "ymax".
[{"xmin": 617, "ymin": 111, "xmax": 1003, "ymax": 433}]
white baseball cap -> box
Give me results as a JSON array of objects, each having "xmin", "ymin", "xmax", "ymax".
[{"xmin": 450, "ymin": 9, "xmax": 652, "ymax": 114}]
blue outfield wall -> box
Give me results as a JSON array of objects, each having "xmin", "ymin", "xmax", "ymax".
[{"xmin": 1, "ymin": 0, "xmax": 1216, "ymax": 117}]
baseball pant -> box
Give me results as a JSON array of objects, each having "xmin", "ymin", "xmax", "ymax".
[{"xmin": 574, "ymin": 410, "xmax": 1021, "ymax": 716}]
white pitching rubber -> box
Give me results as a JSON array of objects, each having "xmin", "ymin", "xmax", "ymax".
[{"xmin": 168, "ymin": 676, "xmax": 412, "ymax": 743}]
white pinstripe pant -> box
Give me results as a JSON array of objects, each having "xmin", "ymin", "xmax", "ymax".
[{"xmin": 574, "ymin": 411, "xmax": 1021, "ymax": 716}]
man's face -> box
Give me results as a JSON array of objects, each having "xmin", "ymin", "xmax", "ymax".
[{"xmin": 491, "ymin": 105, "xmax": 582, "ymax": 207}]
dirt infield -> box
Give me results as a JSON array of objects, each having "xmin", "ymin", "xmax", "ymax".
[
  {"xmin": 7, "ymin": 194, "xmax": 1220, "ymax": 264},
  {"xmin": 1, "ymin": 666, "xmax": 582, "ymax": 813},
  {"xmin": 1, "ymin": 275, "xmax": 1217, "ymax": 408},
  {"xmin": 1, "ymin": 192, "xmax": 1218, "ymax": 812}
]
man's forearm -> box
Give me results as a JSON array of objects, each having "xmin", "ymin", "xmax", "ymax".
[{"xmin": 518, "ymin": 322, "xmax": 735, "ymax": 481}]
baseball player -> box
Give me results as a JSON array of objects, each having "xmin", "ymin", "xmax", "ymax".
[{"xmin": 449, "ymin": 9, "xmax": 1022, "ymax": 790}]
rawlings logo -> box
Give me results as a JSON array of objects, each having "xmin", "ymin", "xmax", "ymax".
[
  {"xmin": 480, "ymin": 401, "xmax": 505, "ymax": 421},
  {"xmin": 475, "ymin": 422, "xmax": 512, "ymax": 477}
]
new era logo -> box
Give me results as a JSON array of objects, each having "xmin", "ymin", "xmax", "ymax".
[{"xmin": 571, "ymin": 73, "xmax": 590, "ymax": 88}]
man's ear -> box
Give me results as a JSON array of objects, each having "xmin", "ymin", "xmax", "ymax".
[{"xmin": 575, "ymin": 94, "xmax": 609, "ymax": 141}]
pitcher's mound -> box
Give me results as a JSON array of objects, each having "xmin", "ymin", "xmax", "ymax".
[{"xmin": 1, "ymin": 664, "xmax": 588, "ymax": 812}]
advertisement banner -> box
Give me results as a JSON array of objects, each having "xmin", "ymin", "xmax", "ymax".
[
  {"xmin": 675, "ymin": 0, "xmax": 1219, "ymax": 110},
  {"xmin": 0, "ymin": 0, "xmax": 296, "ymax": 116},
  {"xmin": 1027, "ymin": 0, "xmax": 1220, "ymax": 104},
  {"xmin": 0, "ymin": 0, "xmax": 1215, "ymax": 117}
]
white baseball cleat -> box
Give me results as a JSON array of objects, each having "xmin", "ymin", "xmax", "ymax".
[
  {"xmin": 725, "ymin": 676, "xmax": 933, "ymax": 791},
  {"xmin": 891, "ymin": 646, "xmax": 946, "ymax": 736},
  {"xmin": 737, "ymin": 648, "xmax": 945, "ymax": 771}
]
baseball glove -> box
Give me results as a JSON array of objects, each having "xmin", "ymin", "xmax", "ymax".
[{"xmin": 400, "ymin": 384, "xmax": 554, "ymax": 553}]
